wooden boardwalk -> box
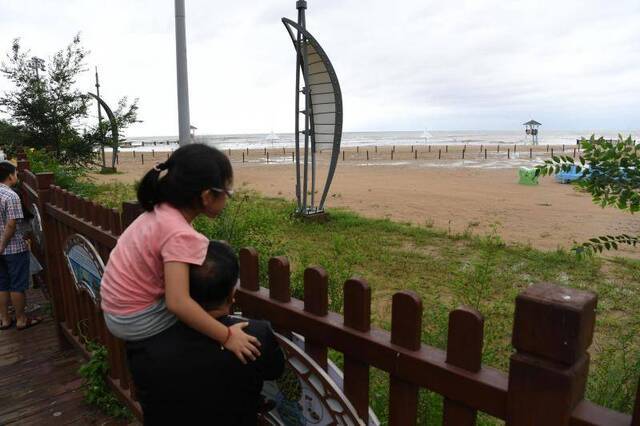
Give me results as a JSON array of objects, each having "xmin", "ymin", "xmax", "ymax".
[{"xmin": 0, "ymin": 288, "xmax": 134, "ymax": 425}]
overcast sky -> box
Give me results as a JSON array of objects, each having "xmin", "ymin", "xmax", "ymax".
[{"xmin": 0, "ymin": 0, "xmax": 638, "ymax": 136}]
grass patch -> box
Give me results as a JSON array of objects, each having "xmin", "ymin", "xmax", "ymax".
[{"xmin": 194, "ymin": 190, "xmax": 640, "ymax": 425}]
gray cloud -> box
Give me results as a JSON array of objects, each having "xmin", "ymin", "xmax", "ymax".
[{"xmin": 0, "ymin": 0, "xmax": 638, "ymax": 136}]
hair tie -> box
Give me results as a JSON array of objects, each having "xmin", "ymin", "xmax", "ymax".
[{"xmin": 153, "ymin": 162, "xmax": 169, "ymax": 172}]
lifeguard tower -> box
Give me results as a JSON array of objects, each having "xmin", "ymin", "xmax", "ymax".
[{"xmin": 523, "ymin": 119, "xmax": 541, "ymax": 145}]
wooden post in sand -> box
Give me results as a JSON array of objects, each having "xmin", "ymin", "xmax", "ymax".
[
  {"xmin": 267, "ymin": 152, "xmax": 270, "ymax": 163},
  {"xmin": 152, "ymin": 149, "xmax": 155, "ymax": 158},
  {"xmin": 462, "ymin": 149, "xmax": 465, "ymax": 160},
  {"xmin": 445, "ymin": 145, "xmax": 448, "ymax": 153},
  {"xmin": 228, "ymin": 148, "xmax": 231, "ymax": 156},
  {"xmin": 342, "ymin": 151, "xmax": 345, "ymax": 161},
  {"xmin": 141, "ymin": 154, "xmax": 144, "ymax": 164},
  {"xmin": 546, "ymin": 145, "xmax": 549, "ymax": 152},
  {"xmin": 497, "ymin": 145, "xmax": 500, "ymax": 153},
  {"xmin": 438, "ymin": 149, "xmax": 442, "ymax": 160},
  {"xmin": 375, "ymin": 145, "xmax": 378, "ymax": 153},
  {"xmin": 507, "ymin": 148, "xmax": 510, "ymax": 159},
  {"xmin": 484, "ymin": 149, "xmax": 487, "ymax": 159},
  {"xmin": 167, "ymin": 153, "xmax": 170, "ymax": 160},
  {"xmin": 366, "ymin": 150, "xmax": 369, "ymax": 161},
  {"xmin": 411, "ymin": 145, "xmax": 414, "ymax": 152},
  {"xmin": 573, "ymin": 148, "xmax": 576, "ymax": 158},
  {"xmin": 133, "ymin": 150, "xmax": 136, "ymax": 158},
  {"xmin": 480, "ymin": 144, "xmax": 483, "ymax": 152},
  {"xmin": 414, "ymin": 150, "xmax": 417, "ymax": 160},
  {"xmin": 530, "ymin": 148, "xmax": 533, "ymax": 159},
  {"xmin": 551, "ymin": 148, "xmax": 554, "ymax": 157},
  {"xmin": 562, "ymin": 144, "xmax": 565, "ymax": 152},
  {"xmin": 391, "ymin": 150, "xmax": 394, "ymax": 160},
  {"xmin": 242, "ymin": 152, "xmax": 245, "ymax": 163},
  {"xmin": 514, "ymin": 144, "xmax": 517, "ymax": 153},
  {"xmin": 246, "ymin": 147, "xmax": 249, "ymax": 156},
  {"xmin": 428, "ymin": 145, "xmax": 431, "ymax": 153},
  {"xmin": 283, "ymin": 147, "xmax": 286, "ymax": 155},
  {"xmin": 292, "ymin": 152, "xmax": 294, "ymax": 162}
]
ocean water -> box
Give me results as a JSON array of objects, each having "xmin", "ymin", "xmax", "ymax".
[{"xmin": 125, "ymin": 130, "xmax": 638, "ymax": 152}]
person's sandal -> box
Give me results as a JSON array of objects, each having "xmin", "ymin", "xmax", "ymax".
[
  {"xmin": 16, "ymin": 316, "xmax": 42, "ymax": 331},
  {"xmin": 0, "ymin": 319, "xmax": 13, "ymax": 330}
]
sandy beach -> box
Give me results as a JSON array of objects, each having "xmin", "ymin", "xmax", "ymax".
[{"xmin": 94, "ymin": 147, "xmax": 638, "ymax": 257}]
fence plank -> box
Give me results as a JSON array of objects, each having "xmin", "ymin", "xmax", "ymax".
[
  {"xmin": 303, "ymin": 267, "xmax": 329, "ymax": 369},
  {"xmin": 239, "ymin": 248, "xmax": 259, "ymax": 291},
  {"xmin": 343, "ymin": 278, "xmax": 371, "ymax": 423},
  {"xmin": 268, "ymin": 257, "xmax": 290, "ymax": 302},
  {"xmin": 632, "ymin": 379, "xmax": 640, "ymax": 426},
  {"xmin": 507, "ymin": 283, "xmax": 596, "ymax": 425},
  {"xmin": 389, "ymin": 291, "xmax": 422, "ymax": 426},
  {"xmin": 122, "ymin": 201, "xmax": 143, "ymax": 229},
  {"xmin": 443, "ymin": 307, "xmax": 484, "ymax": 426}
]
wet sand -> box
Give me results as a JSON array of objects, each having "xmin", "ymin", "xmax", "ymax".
[{"xmin": 93, "ymin": 149, "xmax": 638, "ymax": 257}]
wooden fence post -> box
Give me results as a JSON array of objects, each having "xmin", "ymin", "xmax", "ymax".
[
  {"xmin": 443, "ymin": 307, "xmax": 484, "ymax": 425},
  {"xmin": 507, "ymin": 283, "xmax": 597, "ymax": 425},
  {"xmin": 268, "ymin": 256, "xmax": 290, "ymax": 302},
  {"xmin": 239, "ymin": 247, "xmax": 259, "ymax": 291},
  {"xmin": 389, "ymin": 291, "xmax": 422, "ymax": 425},
  {"xmin": 34, "ymin": 172, "xmax": 66, "ymax": 326},
  {"xmin": 121, "ymin": 201, "xmax": 144, "ymax": 229},
  {"xmin": 303, "ymin": 267, "xmax": 329, "ymax": 369},
  {"xmin": 343, "ymin": 278, "xmax": 371, "ymax": 423}
]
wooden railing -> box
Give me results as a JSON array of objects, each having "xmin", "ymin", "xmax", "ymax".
[{"xmin": 15, "ymin": 156, "xmax": 640, "ymax": 425}]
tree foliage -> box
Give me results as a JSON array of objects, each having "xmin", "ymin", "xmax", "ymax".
[
  {"xmin": 536, "ymin": 135, "xmax": 639, "ymax": 254},
  {"xmin": 0, "ymin": 35, "xmax": 92, "ymax": 164},
  {"xmin": 1, "ymin": 35, "xmax": 140, "ymax": 168}
]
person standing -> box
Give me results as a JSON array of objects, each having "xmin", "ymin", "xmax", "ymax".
[{"xmin": 0, "ymin": 161, "xmax": 40, "ymax": 330}]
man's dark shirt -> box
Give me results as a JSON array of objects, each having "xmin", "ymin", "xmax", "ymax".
[{"xmin": 126, "ymin": 315, "xmax": 285, "ymax": 426}]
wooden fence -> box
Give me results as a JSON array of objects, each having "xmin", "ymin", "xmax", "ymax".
[{"xmin": 15, "ymin": 156, "xmax": 640, "ymax": 425}]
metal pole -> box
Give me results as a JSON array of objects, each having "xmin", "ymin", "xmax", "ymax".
[
  {"xmin": 95, "ymin": 67, "xmax": 106, "ymax": 168},
  {"xmin": 299, "ymin": 1, "xmax": 310, "ymax": 212},
  {"xmin": 293, "ymin": 5, "xmax": 303, "ymax": 211},
  {"xmin": 175, "ymin": 0, "xmax": 191, "ymax": 146}
]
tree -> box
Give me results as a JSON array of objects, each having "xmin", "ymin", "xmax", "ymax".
[
  {"xmin": 1, "ymin": 35, "xmax": 92, "ymax": 165},
  {"xmin": 0, "ymin": 119, "xmax": 25, "ymax": 154},
  {"xmin": 536, "ymin": 135, "xmax": 639, "ymax": 254}
]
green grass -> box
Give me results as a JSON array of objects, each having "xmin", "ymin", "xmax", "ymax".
[
  {"xmin": 34, "ymin": 153, "xmax": 638, "ymax": 425},
  {"xmin": 193, "ymin": 190, "xmax": 640, "ymax": 425}
]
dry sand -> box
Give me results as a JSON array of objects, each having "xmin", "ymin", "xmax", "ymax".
[{"xmin": 94, "ymin": 149, "xmax": 638, "ymax": 257}]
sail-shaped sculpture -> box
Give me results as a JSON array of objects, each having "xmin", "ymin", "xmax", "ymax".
[{"xmin": 282, "ymin": 1, "xmax": 343, "ymax": 216}]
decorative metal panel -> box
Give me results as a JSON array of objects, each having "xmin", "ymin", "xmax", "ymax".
[{"xmin": 63, "ymin": 234, "xmax": 105, "ymax": 304}]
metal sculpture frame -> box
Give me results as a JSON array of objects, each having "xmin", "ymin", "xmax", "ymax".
[
  {"xmin": 283, "ymin": 1, "xmax": 343, "ymax": 216},
  {"xmin": 88, "ymin": 92, "xmax": 119, "ymax": 169}
]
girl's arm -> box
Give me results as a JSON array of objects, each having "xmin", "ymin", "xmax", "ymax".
[{"xmin": 164, "ymin": 261, "xmax": 261, "ymax": 363}]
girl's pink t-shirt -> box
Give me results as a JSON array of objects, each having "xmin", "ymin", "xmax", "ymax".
[{"xmin": 100, "ymin": 203, "xmax": 209, "ymax": 316}]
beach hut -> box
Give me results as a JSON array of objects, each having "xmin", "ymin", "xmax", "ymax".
[{"xmin": 523, "ymin": 120, "xmax": 541, "ymax": 145}]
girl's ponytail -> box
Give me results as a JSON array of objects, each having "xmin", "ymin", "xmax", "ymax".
[{"xmin": 137, "ymin": 167, "xmax": 163, "ymax": 211}]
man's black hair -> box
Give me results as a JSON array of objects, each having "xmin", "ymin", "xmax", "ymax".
[
  {"xmin": 189, "ymin": 241, "xmax": 239, "ymax": 311},
  {"xmin": 0, "ymin": 162, "xmax": 16, "ymax": 182}
]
